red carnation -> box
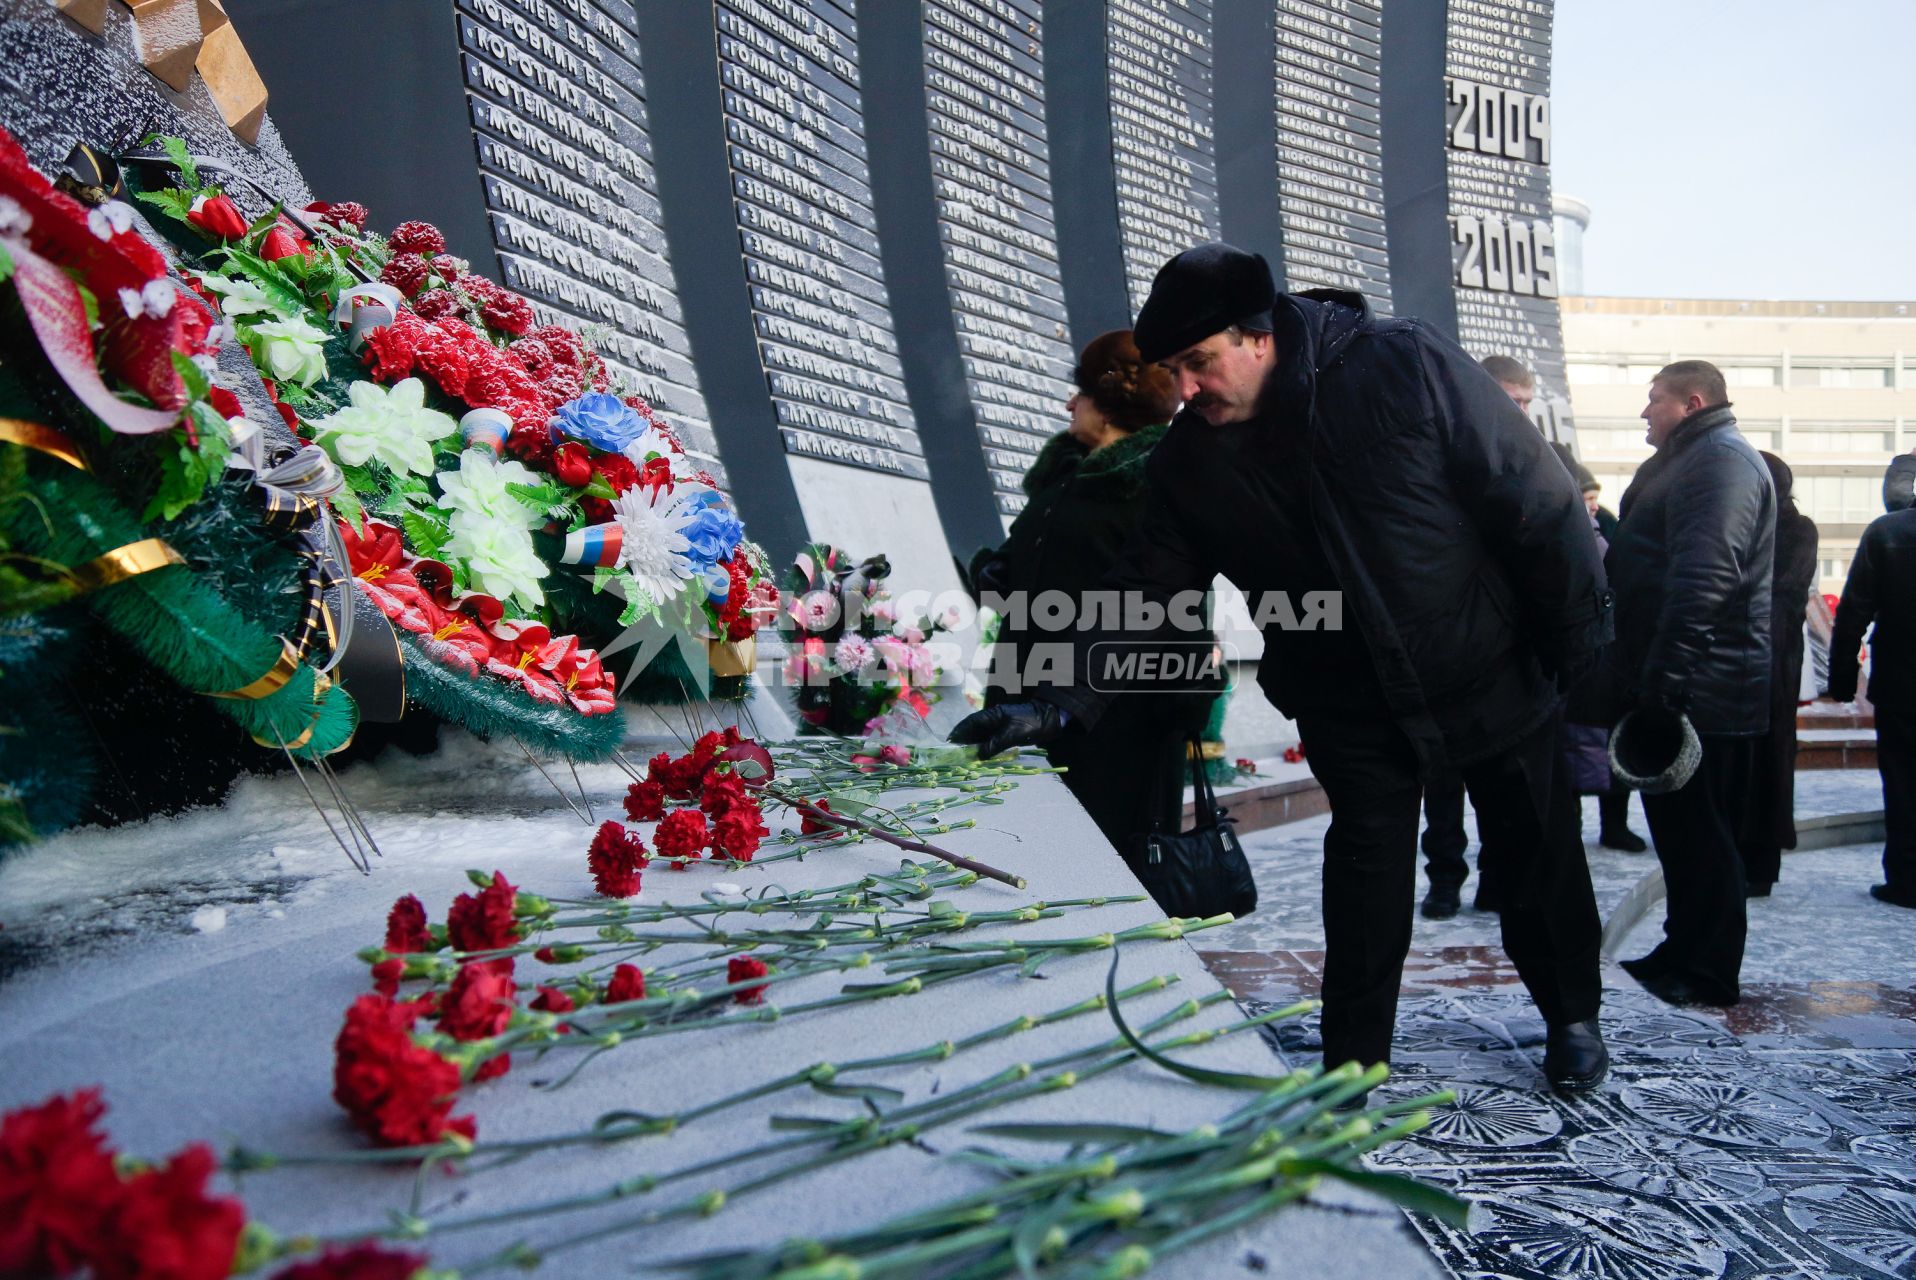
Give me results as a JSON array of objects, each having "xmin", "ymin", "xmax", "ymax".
[
  {"xmin": 622, "ymin": 779, "xmax": 666, "ymax": 822},
  {"xmin": 538, "ymin": 363, "xmax": 584, "ymax": 408},
  {"xmin": 604, "ymin": 964, "xmax": 647, "ymax": 1004},
  {"xmin": 653, "ymin": 810, "xmax": 709, "ymax": 862},
  {"xmin": 510, "ymin": 336, "xmax": 554, "ymax": 376},
  {"xmin": 506, "ymin": 422, "xmax": 558, "ymax": 470},
  {"xmin": 186, "ymin": 192, "xmax": 248, "ymax": 239},
  {"xmin": 700, "ymin": 769, "xmax": 748, "ymax": 817},
  {"xmin": 430, "ymin": 254, "xmax": 465, "ymax": 281},
  {"xmin": 727, "ymin": 955, "xmax": 770, "ymax": 1004},
  {"xmin": 388, "ymin": 220, "xmax": 446, "ymax": 257},
  {"xmin": 359, "ymin": 311, "xmax": 423, "ymax": 382},
  {"xmin": 594, "ymin": 453, "xmax": 639, "ymax": 495},
  {"xmin": 586, "ymin": 820, "xmax": 648, "ymax": 899},
  {"xmin": 531, "ymin": 324, "xmax": 581, "ymax": 366},
  {"xmin": 90, "ymin": 1144, "xmax": 244, "ymax": 1280},
  {"xmin": 712, "ymin": 805, "xmax": 768, "ymax": 862},
  {"xmin": 413, "ymin": 328, "xmax": 473, "ymax": 398},
  {"xmin": 272, "ymin": 1243, "xmax": 428, "ymax": 1280},
  {"xmin": 551, "ymin": 442, "xmax": 594, "ymax": 489},
  {"xmin": 371, "ymin": 958, "xmax": 404, "ymax": 997},
  {"xmin": 446, "ymin": 872, "xmax": 520, "ymax": 959},
  {"xmin": 435, "ymin": 961, "xmax": 517, "ymax": 1082},
  {"xmin": 332, "ymin": 994, "xmax": 475, "ymax": 1148},
  {"xmin": 380, "ymin": 252, "xmax": 430, "ymax": 298},
  {"xmin": 304, "ymin": 200, "xmax": 369, "ymax": 230},
  {"xmin": 800, "ymin": 800, "xmax": 838, "ymax": 835},
  {"xmin": 384, "ymin": 895, "xmax": 432, "ymax": 954},
  {"xmin": 580, "ymin": 496, "xmax": 613, "ymax": 524},
  {"xmin": 0, "ymin": 1089, "xmax": 122, "ymax": 1277},
  {"xmin": 412, "ymin": 289, "xmax": 459, "ymax": 321},
  {"xmin": 529, "ymin": 986, "xmax": 575, "ymax": 1028}
]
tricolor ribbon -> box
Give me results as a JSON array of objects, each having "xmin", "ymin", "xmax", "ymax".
[
  {"xmin": 560, "ymin": 522, "xmax": 624, "ymax": 568},
  {"xmin": 459, "ymin": 407, "xmax": 513, "ymax": 457},
  {"xmin": 329, "ymin": 282, "xmax": 405, "ymax": 352}
]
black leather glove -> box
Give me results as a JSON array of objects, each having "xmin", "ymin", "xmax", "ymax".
[{"xmin": 949, "ymin": 701, "xmax": 1068, "ymax": 759}]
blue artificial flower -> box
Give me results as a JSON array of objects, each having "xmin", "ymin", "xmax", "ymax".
[
  {"xmin": 682, "ymin": 501, "xmax": 744, "ymax": 569},
  {"xmin": 552, "ymin": 392, "xmax": 645, "ymax": 452}
]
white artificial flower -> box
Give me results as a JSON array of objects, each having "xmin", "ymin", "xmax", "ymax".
[
  {"xmin": 443, "ymin": 513, "xmax": 546, "ymax": 610},
  {"xmin": 85, "ymin": 200, "xmax": 134, "ymax": 241},
  {"xmin": 611, "ymin": 483, "xmax": 701, "ymax": 608},
  {"xmin": 311, "ymin": 377, "xmax": 458, "ymax": 475},
  {"xmin": 198, "ymin": 273, "xmax": 284, "ymax": 319},
  {"xmin": 248, "ymin": 316, "xmax": 329, "ymax": 387},
  {"xmin": 436, "ymin": 449, "xmax": 545, "ymax": 527},
  {"xmin": 833, "ymin": 634, "xmax": 876, "ymax": 673},
  {"xmin": 618, "ymin": 423, "xmax": 678, "ymax": 465},
  {"xmin": 0, "ymin": 195, "xmax": 30, "ymax": 239},
  {"xmin": 115, "ymin": 279, "xmax": 176, "ymax": 320}
]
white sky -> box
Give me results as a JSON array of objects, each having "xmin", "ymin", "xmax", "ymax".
[{"xmin": 1551, "ymin": 0, "xmax": 1916, "ymax": 301}]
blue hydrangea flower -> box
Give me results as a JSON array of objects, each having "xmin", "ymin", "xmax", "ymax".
[{"xmin": 552, "ymin": 392, "xmax": 646, "ymax": 452}]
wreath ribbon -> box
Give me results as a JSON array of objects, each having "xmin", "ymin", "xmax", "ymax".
[
  {"xmin": 0, "ymin": 418, "xmax": 89, "ymax": 470},
  {"xmin": 65, "ymin": 537, "xmax": 183, "ymax": 594}
]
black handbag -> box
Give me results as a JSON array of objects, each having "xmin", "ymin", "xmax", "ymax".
[{"xmin": 1132, "ymin": 737, "xmax": 1258, "ymax": 920}]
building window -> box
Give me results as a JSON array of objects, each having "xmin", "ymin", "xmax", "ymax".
[
  {"xmin": 1790, "ymin": 428, "xmax": 1895, "ymax": 453},
  {"xmin": 1799, "ymin": 475, "xmax": 1883, "ymax": 523},
  {"xmin": 1789, "ymin": 364, "xmax": 1893, "ymax": 389},
  {"xmin": 1722, "ymin": 365, "xmax": 1780, "ymax": 387}
]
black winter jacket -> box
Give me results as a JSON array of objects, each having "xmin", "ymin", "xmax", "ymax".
[
  {"xmin": 1827, "ymin": 506, "xmax": 1916, "ymax": 713},
  {"xmin": 1041, "ymin": 290, "xmax": 1611, "ymax": 775},
  {"xmin": 1607, "ymin": 405, "xmax": 1776, "ymax": 735}
]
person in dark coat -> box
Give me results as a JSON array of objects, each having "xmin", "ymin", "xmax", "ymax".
[
  {"xmin": 954, "ymin": 243, "xmax": 1613, "ymax": 1094},
  {"xmin": 972, "ymin": 330, "xmax": 1200, "ymax": 868},
  {"xmin": 1610, "ymin": 361, "xmax": 1776, "ymax": 1007},
  {"xmin": 1739, "ymin": 453, "xmax": 1818, "ymax": 895},
  {"xmin": 1824, "ymin": 454, "xmax": 1916, "ymax": 909}
]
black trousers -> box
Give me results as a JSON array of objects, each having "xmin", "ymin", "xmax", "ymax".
[
  {"xmin": 1878, "ymin": 704, "xmax": 1916, "ymax": 893},
  {"xmin": 1639, "ymin": 734, "xmax": 1759, "ymax": 1002},
  {"xmin": 1420, "ymin": 771, "xmax": 1470, "ymax": 889},
  {"xmin": 1297, "ymin": 709, "xmax": 1603, "ymax": 1070}
]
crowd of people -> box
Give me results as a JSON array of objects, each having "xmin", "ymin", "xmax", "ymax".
[{"xmin": 952, "ymin": 239, "xmax": 1911, "ymax": 1095}]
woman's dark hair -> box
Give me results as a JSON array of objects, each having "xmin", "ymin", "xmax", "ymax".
[
  {"xmin": 1760, "ymin": 450, "xmax": 1798, "ymax": 518},
  {"xmin": 1074, "ymin": 329, "xmax": 1180, "ymax": 431}
]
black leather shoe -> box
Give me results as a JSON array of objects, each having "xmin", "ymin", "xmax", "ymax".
[
  {"xmin": 1600, "ymin": 828, "xmax": 1648, "ymax": 852},
  {"xmin": 1420, "ymin": 883, "xmax": 1461, "ymax": 920},
  {"xmin": 1635, "ymin": 971, "xmax": 1738, "ymax": 1008},
  {"xmin": 1619, "ymin": 951, "xmax": 1673, "ymax": 982},
  {"xmin": 1745, "ymin": 881, "xmax": 1774, "ymax": 898},
  {"xmin": 1871, "ymin": 883, "xmax": 1916, "ymax": 909},
  {"xmin": 1542, "ymin": 1019, "xmax": 1609, "ymax": 1093}
]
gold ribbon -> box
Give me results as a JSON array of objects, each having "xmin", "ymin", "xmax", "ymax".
[
  {"xmin": 64, "ymin": 537, "xmax": 182, "ymax": 594},
  {"xmin": 0, "ymin": 418, "xmax": 89, "ymax": 470},
  {"xmin": 206, "ymin": 638, "xmax": 301, "ymax": 701}
]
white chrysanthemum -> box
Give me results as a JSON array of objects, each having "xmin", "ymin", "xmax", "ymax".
[
  {"xmin": 436, "ymin": 449, "xmax": 544, "ymax": 527},
  {"xmin": 618, "ymin": 423, "xmax": 679, "ymax": 465},
  {"xmin": 248, "ymin": 316, "xmax": 330, "ymax": 387},
  {"xmin": 312, "ymin": 377, "xmax": 458, "ymax": 475},
  {"xmin": 611, "ymin": 484, "xmax": 701, "ymax": 607},
  {"xmin": 443, "ymin": 514, "xmax": 546, "ymax": 610}
]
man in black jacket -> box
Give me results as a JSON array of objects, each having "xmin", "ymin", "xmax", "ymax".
[
  {"xmin": 1609, "ymin": 361, "xmax": 1776, "ymax": 1006},
  {"xmin": 952, "ymin": 243, "xmax": 1613, "ymax": 1092},
  {"xmin": 1824, "ymin": 458, "xmax": 1916, "ymax": 908}
]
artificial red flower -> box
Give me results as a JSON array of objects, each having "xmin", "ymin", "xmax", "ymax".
[
  {"xmin": 509, "ymin": 336, "xmax": 553, "ymax": 376},
  {"xmin": 412, "ymin": 326, "xmax": 472, "ymax": 397},
  {"xmin": 435, "ymin": 960, "xmax": 516, "ymax": 1065},
  {"xmin": 485, "ymin": 623, "xmax": 564, "ymax": 706},
  {"xmin": 271, "ymin": 1243, "xmax": 428, "ymax": 1280},
  {"xmin": 462, "ymin": 276, "xmax": 534, "ymax": 335},
  {"xmin": 636, "ymin": 456, "xmax": 674, "ymax": 495},
  {"xmin": 380, "ymin": 252, "xmax": 430, "ymax": 298},
  {"xmin": 593, "ymin": 453, "xmax": 638, "ymax": 495},
  {"xmin": 623, "ymin": 779, "xmax": 666, "ymax": 823},
  {"xmin": 358, "ymin": 311, "xmax": 423, "ymax": 382},
  {"xmin": 0, "ymin": 1088, "xmax": 121, "ymax": 1277},
  {"xmin": 384, "ymin": 894, "xmax": 432, "ymax": 954},
  {"xmin": 387, "ymin": 221, "xmax": 446, "ymax": 257},
  {"xmin": 537, "ymin": 363, "xmax": 583, "ymax": 408},
  {"xmin": 727, "ymin": 955, "xmax": 769, "ymax": 1004},
  {"xmin": 90, "ymin": 1143, "xmax": 244, "ymax": 1280},
  {"xmin": 532, "ymin": 324, "xmax": 581, "ymax": 366},
  {"xmin": 430, "ymin": 254, "xmax": 464, "ymax": 281},
  {"xmin": 712, "ymin": 805, "xmax": 768, "ymax": 862},
  {"xmin": 604, "ymin": 964, "xmax": 646, "ymax": 1004},
  {"xmin": 259, "ymin": 223, "xmax": 309, "ymax": 262},
  {"xmin": 653, "ymin": 810, "xmax": 709, "ymax": 862},
  {"xmin": 800, "ymin": 800, "xmax": 838, "ymax": 835},
  {"xmin": 586, "ymin": 821, "xmax": 648, "ymax": 898},
  {"xmin": 206, "ymin": 386, "xmax": 243, "ymax": 421},
  {"xmin": 445, "ymin": 872, "xmax": 520, "ymax": 958},
  {"xmin": 370, "ymin": 958, "xmax": 404, "ymax": 997},
  {"xmin": 412, "ymin": 289, "xmax": 459, "ymax": 321},
  {"xmin": 332, "ymin": 995, "xmax": 475, "ymax": 1148},
  {"xmin": 186, "ymin": 192, "xmax": 248, "ymax": 239},
  {"xmin": 302, "ymin": 200, "xmax": 369, "ymax": 230},
  {"xmin": 551, "ymin": 442, "xmax": 593, "ymax": 489}
]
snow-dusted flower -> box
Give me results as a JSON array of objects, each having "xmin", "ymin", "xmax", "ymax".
[
  {"xmin": 85, "ymin": 200, "xmax": 134, "ymax": 241},
  {"xmin": 436, "ymin": 450, "xmax": 545, "ymax": 527},
  {"xmin": 443, "ymin": 515, "xmax": 546, "ymax": 610},
  {"xmin": 248, "ymin": 316, "xmax": 329, "ymax": 387},
  {"xmin": 0, "ymin": 195, "xmax": 30, "ymax": 239},
  {"xmin": 611, "ymin": 483, "xmax": 703, "ymax": 607},
  {"xmin": 198, "ymin": 273, "xmax": 285, "ymax": 320},
  {"xmin": 311, "ymin": 377, "xmax": 458, "ymax": 475},
  {"xmin": 833, "ymin": 634, "xmax": 876, "ymax": 674},
  {"xmin": 116, "ymin": 279, "xmax": 176, "ymax": 320}
]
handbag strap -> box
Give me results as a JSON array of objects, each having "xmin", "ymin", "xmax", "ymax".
[{"xmin": 1186, "ymin": 734, "xmax": 1221, "ymax": 832}]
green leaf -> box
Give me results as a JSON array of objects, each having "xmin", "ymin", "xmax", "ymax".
[
  {"xmin": 1103, "ymin": 952, "xmax": 1292, "ymax": 1091},
  {"xmin": 134, "ymin": 188, "xmax": 194, "ymax": 223},
  {"xmin": 218, "ymin": 248, "xmax": 309, "ymax": 317},
  {"xmin": 1282, "ymin": 1159, "xmax": 1471, "ymax": 1228},
  {"xmin": 155, "ymin": 134, "xmax": 199, "ymax": 189},
  {"xmin": 169, "ymin": 351, "xmax": 211, "ymax": 402},
  {"xmin": 333, "ymin": 485, "xmax": 365, "ymax": 535},
  {"xmin": 0, "ymin": 240, "xmax": 14, "ymax": 284},
  {"xmin": 400, "ymin": 511, "xmax": 450, "ymax": 560},
  {"xmin": 243, "ymin": 201, "xmax": 283, "ymax": 244},
  {"xmin": 506, "ymin": 480, "xmax": 569, "ymax": 513}
]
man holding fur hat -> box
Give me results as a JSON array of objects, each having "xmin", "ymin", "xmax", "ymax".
[{"xmin": 952, "ymin": 243, "xmax": 1614, "ymax": 1093}]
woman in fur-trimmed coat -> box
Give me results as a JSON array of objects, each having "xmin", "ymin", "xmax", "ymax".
[{"xmin": 971, "ymin": 330, "xmax": 1213, "ymax": 861}]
